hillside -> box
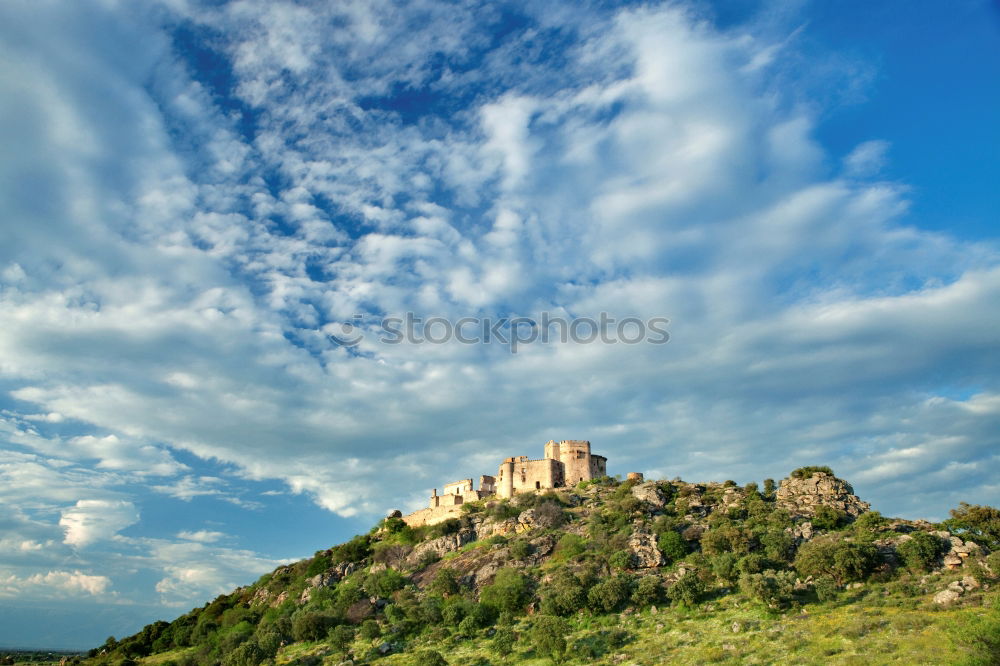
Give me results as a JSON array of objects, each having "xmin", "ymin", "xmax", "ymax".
[{"xmin": 82, "ymin": 469, "xmax": 1000, "ymax": 665}]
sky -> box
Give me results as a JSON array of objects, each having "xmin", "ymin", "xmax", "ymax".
[{"xmin": 0, "ymin": 0, "xmax": 998, "ymax": 650}]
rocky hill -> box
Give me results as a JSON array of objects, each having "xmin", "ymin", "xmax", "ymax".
[{"xmin": 83, "ymin": 468, "xmax": 1000, "ymax": 665}]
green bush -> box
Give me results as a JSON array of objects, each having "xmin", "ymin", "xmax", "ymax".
[
  {"xmin": 480, "ymin": 568, "xmax": 531, "ymax": 614},
  {"xmin": 332, "ymin": 535, "xmax": 372, "ymax": 564},
  {"xmin": 509, "ymin": 540, "xmax": 531, "ymax": 561},
  {"xmin": 529, "ymin": 615, "xmax": 570, "ymax": 663},
  {"xmin": 609, "ymin": 549, "xmax": 634, "ymax": 571},
  {"xmin": 710, "ymin": 552, "xmax": 739, "ymax": 585},
  {"xmin": 363, "ymin": 568, "xmax": 407, "ymax": 598},
  {"xmin": 791, "ymin": 466, "xmax": 834, "ymax": 479},
  {"xmin": 738, "ymin": 569, "xmax": 796, "ymax": 610},
  {"xmin": 534, "ymin": 501, "xmax": 568, "ymax": 529},
  {"xmin": 429, "ymin": 567, "xmax": 460, "ymax": 596},
  {"xmin": 666, "ymin": 571, "xmax": 705, "ymax": 607},
  {"xmin": 492, "ymin": 626, "xmax": 515, "ymax": 657},
  {"xmin": 632, "ymin": 576, "xmax": 663, "ymax": 606},
  {"xmin": 853, "ymin": 511, "xmax": 888, "ymax": 534},
  {"xmin": 763, "ymin": 479, "xmax": 776, "ymax": 498},
  {"xmin": 735, "ymin": 553, "xmax": 770, "ymax": 578},
  {"xmin": 811, "ymin": 506, "xmax": 848, "ymax": 531},
  {"xmin": 700, "ymin": 525, "xmax": 751, "ymax": 556},
  {"xmin": 794, "ymin": 537, "xmax": 879, "ymax": 585},
  {"xmin": 897, "ymin": 532, "xmax": 946, "ymax": 572},
  {"xmin": 540, "ymin": 570, "xmax": 588, "ymax": 616},
  {"xmin": 358, "ymin": 619, "xmax": 381, "ymax": 641},
  {"xmin": 570, "ymin": 629, "xmax": 631, "ymax": 660},
  {"xmin": 554, "ymin": 533, "xmax": 587, "ymax": 560},
  {"xmin": 587, "ymin": 574, "xmax": 634, "ymax": 613},
  {"xmin": 759, "ymin": 530, "xmax": 796, "ymax": 562},
  {"xmin": 814, "ymin": 576, "xmax": 839, "ymax": 602},
  {"xmin": 658, "ymin": 530, "xmax": 689, "ymax": 563},
  {"xmin": 291, "ymin": 611, "xmax": 335, "ymax": 642},
  {"xmin": 411, "ymin": 650, "xmax": 448, "ymax": 666},
  {"xmin": 221, "ymin": 640, "xmax": 264, "ymax": 666}
]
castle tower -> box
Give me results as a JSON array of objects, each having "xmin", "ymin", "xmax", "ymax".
[
  {"xmin": 559, "ymin": 440, "xmax": 593, "ymax": 485},
  {"xmin": 498, "ymin": 459, "xmax": 515, "ymax": 498}
]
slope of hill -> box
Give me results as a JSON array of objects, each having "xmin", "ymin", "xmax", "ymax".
[{"xmin": 82, "ymin": 468, "xmax": 1000, "ymax": 665}]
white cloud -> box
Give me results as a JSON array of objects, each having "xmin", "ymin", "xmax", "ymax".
[
  {"xmin": 0, "ymin": 570, "xmax": 112, "ymax": 599},
  {"xmin": 176, "ymin": 530, "xmax": 226, "ymax": 543},
  {"xmin": 844, "ymin": 139, "xmax": 890, "ymax": 177},
  {"xmin": 59, "ymin": 500, "xmax": 139, "ymax": 548}
]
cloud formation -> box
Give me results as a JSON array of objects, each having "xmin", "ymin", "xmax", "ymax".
[{"xmin": 0, "ymin": 0, "xmax": 998, "ymax": 645}]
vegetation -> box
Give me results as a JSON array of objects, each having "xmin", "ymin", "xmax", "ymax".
[{"xmin": 81, "ymin": 469, "xmax": 1000, "ymax": 665}]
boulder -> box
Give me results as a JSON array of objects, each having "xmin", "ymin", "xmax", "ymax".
[
  {"xmin": 933, "ymin": 588, "xmax": 962, "ymax": 605},
  {"xmin": 628, "ymin": 526, "xmax": 665, "ymax": 569},
  {"xmin": 405, "ymin": 530, "xmax": 477, "ymax": 567},
  {"xmin": 631, "ymin": 482, "xmax": 667, "ymax": 508},
  {"xmin": 775, "ymin": 472, "xmax": 870, "ymax": 519}
]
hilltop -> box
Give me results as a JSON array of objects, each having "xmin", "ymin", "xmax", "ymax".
[{"xmin": 80, "ymin": 468, "xmax": 1000, "ymax": 665}]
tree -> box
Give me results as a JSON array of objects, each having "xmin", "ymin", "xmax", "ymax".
[
  {"xmin": 539, "ymin": 570, "xmax": 588, "ymax": 616},
  {"xmin": 530, "ymin": 615, "xmax": 570, "ymax": 663},
  {"xmin": 587, "ymin": 575, "xmax": 633, "ymax": 613},
  {"xmin": 811, "ymin": 506, "xmax": 847, "ymax": 531},
  {"xmin": 291, "ymin": 611, "xmax": 335, "ymax": 642},
  {"xmin": 946, "ymin": 503, "xmax": 1000, "ymax": 551},
  {"xmin": 412, "ymin": 650, "xmax": 448, "ymax": 666},
  {"xmin": 632, "ymin": 576, "xmax": 663, "ymax": 606},
  {"xmin": 328, "ymin": 625, "xmax": 355, "ymax": 654}
]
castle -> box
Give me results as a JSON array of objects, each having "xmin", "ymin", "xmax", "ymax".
[{"xmin": 404, "ymin": 440, "xmax": 607, "ymax": 527}]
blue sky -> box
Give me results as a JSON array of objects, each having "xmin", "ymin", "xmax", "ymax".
[{"xmin": 1, "ymin": 0, "xmax": 998, "ymax": 650}]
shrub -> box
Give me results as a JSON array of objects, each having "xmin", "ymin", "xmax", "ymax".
[
  {"xmin": 332, "ymin": 535, "xmax": 372, "ymax": 563},
  {"xmin": 305, "ymin": 552, "xmax": 332, "ymax": 577},
  {"xmin": 814, "ymin": 576, "xmax": 839, "ymax": 602},
  {"xmin": 554, "ymin": 533, "xmax": 587, "ymax": 560},
  {"xmin": 509, "ymin": 540, "xmax": 531, "ymax": 561},
  {"xmin": 945, "ymin": 503, "xmax": 1000, "ymax": 551},
  {"xmin": 811, "ymin": 506, "xmax": 848, "ymax": 531},
  {"xmin": 363, "ymin": 568, "xmax": 407, "ymax": 598},
  {"xmin": 570, "ymin": 629, "xmax": 631, "ymax": 660},
  {"xmin": 457, "ymin": 615, "xmax": 479, "ymax": 638},
  {"xmin": 539, "ymin": 570, "xmax": 588, "ymax": 616},
  {"xmin": 897, "ymin": 532, "xmax": 946, "ymax": 572},
  {"xmin": 291, "ymin": 611, "xmax": 336, "ymax": 642},
  {"xmin": 763, "ymin": 479, "xmax": 776, "ymax": 498},
  {"xmin": 736, "ymin": 553, "xmax": 770, "ymax": 578},
  {"xmin": 657, "ymin": 531, "xmax": 689, "ymax": 564},
  {"xmin": 358, "ymin": 619, "xmax": 381, "ymax": 641},
  {"xmin": 534, "ymin": 501, "xmax": 567, "ymax": 529},
  {"xmin": 666, "ymin": 571, "xmax": 704, "ymax": 607},
  {"xmin": 529, "ymin": 615, "xmax": 570, "ymax": 663},
  {"xmin": 221, "ymin": 640, "xmax": 264, "ymax": 666},
  {"xmin": 853, "ymin": 511, "xmax": 888, "ymax": 534},
  {"xmin": 632, "ymin": 576, "xmax": 663, "ymax": 607},
  {"xmin": 480, "ymin": 568, "xmax": 531, "ymax": 614},
  {"xmin": 700, "ymin": 525, "xmax": 751, "ymax": 556},
  {"xmin": 412, "ymin": 650, "xmax": 448, "ymax": 666},
  {"xmin": 587, "ymin": 574, "xmax": 634, "ymax": 613},
  {"xmin": 759, "ymin": 530, "xmax": 796, "ymax": 562},
  {"xmin": 794, "ymin": 537, "xmax": 879, "ymax": 585},
  {"xmin": 429, "ymin": 567, "xmax": 460, "ymax": 596},
  {"xmin": 710, "ymin": 552, "xmax": 739, "ymax": 585},
  {"xmin": 738, "ymin": 570, "xmax": 796, "ymax": 610},
  {"xmin": 790, "ymin": 466, "xmax": 834, "ymax": 479},
  {"xmin": 492, "ymin": 626, "xmax": 515, "ymax": 657},
  {"xmin": 609, "ymin": 550, "xmax": 634, "ymax": 571}
]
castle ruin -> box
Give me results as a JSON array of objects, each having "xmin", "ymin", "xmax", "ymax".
[{"xmin": 403, "ymin": 440, "xmax": 607, "ymax": 527}]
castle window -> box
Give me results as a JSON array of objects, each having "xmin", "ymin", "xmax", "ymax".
[{"xmin": 535, "ymin": 481, "xmax": 540, "ymax": 489}]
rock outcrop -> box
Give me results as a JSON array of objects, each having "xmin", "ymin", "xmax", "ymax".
[
  {"xmin": 631, "ymin": 482, "xmax": 667, "ymax": 508},
  {"xmin": 776, "ymin": 472, "xmax": 870, "ymax": 519}
]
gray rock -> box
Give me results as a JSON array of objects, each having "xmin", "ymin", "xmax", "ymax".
[
  {"xmin": 631, "ymin": 482, "xmax": 667, "ymax": 508},
  {"xmin": 933, "ymin": 588, "xmax": 962, "ymax": 605}
]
